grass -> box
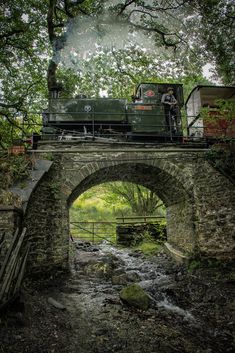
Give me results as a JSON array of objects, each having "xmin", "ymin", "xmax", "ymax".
[{"xmin": 132, "ymin": 241, "xmax": 162, "ymax": 256}]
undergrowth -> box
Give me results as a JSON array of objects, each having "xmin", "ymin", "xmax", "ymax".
[
  {"xmin": 0, "ymin": 151, "xmax": 32, "ymax": 206},
  {"xmin": 133, "ymin": 241, "xmax": 162, "ymax": 256}
]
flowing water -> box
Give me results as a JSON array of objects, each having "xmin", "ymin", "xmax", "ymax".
[
  {"xmin": 1, "ymin": 241, "xmax": 233, "ymax": 353},
  {"xmin": 54, "ymin": 241, "xmax": 234, "ymax": 353}
]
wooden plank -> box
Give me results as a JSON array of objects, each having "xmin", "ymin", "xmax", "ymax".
[
  {"xmin": 0, "ymin": 228, "xmax": 19, "ymax": 282},
  {"xmin": 0, "ymin": 228, "xmax": 27, "ymax": 302},
  {"xmin": 2, "ymin": 255, "xmax": 19, "ymax": 302},
  {"xmin": 14, "ymin": 245, "xmax": 30, "ymax": 293},
  {"xmin": 0, "ymin": 246, "xmax": 29, "ymax": 307}
]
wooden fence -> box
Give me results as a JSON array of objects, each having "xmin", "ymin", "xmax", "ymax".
[
  {"xmin": 70, "ymin": 221, "xmax": 117, "ymax": 244},
  {"xmin": 116, "ymin": 216, "xmax": 164, "ymax": 224},
  {"xmin": 70, "ymin": 216, "xmax": 165, "ymax": 244}
]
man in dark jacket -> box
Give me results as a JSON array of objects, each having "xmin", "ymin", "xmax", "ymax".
[{"xmin": 161, "ymin": 87, "xmax": 178, "ymax": 132}]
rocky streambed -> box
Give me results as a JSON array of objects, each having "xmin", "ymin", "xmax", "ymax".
[{"xmin": 0, "ymin": 241, "xmax": 234, "ymax": 353}]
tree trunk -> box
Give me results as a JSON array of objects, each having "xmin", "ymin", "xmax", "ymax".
[{"xmin": 47, "ymin": 59, "xmax": 58, "ymax": 92}]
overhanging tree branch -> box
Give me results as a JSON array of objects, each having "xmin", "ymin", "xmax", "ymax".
[
  {"xmin": 0, "ymin": 28, "xmax": 26, "ymax": 40},
  {"xmin": 130, "ymin": 22, "xmax": 180, "ymax": 47},
  {"xmin": 117, "ymin": 0, "xmax": 136, "ymax": 16}
]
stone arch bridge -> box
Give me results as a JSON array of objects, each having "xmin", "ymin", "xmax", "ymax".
[{"xmin": 22, "ymin": 141, "xmax": 235, "ymax": 273}]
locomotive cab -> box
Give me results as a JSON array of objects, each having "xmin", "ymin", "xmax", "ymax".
[
  {"xmin": 127, "ymin": 83, "xmax": 184, "ymax": 139},
  {"xmin": 133, "ymin": 83, "xmax": 161, "ymax": 104}
]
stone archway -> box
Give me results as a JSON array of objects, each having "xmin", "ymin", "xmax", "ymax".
[
  {"xmin": 24, "ymin": 158, "xmax": 194, "ymax": 272},
  {"xmin": 23, "ymin": 148, "xmax": 235, "ymax": 273}
]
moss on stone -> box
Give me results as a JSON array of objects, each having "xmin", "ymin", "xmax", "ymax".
[{"xmin": 120, "ymin": 283, "xmax": 150, "ymax": 310}]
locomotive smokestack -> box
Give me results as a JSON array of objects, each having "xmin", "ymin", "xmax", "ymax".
[{"xmin": 49, "ymin": 83, "xmax": 64, "ymax": 98}]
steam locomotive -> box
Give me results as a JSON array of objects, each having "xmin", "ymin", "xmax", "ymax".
[{"xmin": 41, "ymin": 82, "xmax": 235, "ymax": 142}]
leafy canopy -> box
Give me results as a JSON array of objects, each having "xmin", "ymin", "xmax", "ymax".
[{"xmin": 1, "ymin": 0, "xmax": 234, "ymax": 147}]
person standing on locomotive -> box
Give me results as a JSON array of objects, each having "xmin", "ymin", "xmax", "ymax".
[{"xmin": 161, "ymin": 87, "xmax": 178, "ymax": 132}]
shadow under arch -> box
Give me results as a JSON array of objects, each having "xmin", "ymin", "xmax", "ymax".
[
  {"xmin": 68, "ymin": 163, "xmax": 189, "ymax": 207},
  {"xmin": 67, "ymin": 162, "xmax": 196, "ymax": 256}
]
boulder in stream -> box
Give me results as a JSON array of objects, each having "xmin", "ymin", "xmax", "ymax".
[{"xmin": 120, "ymin": 283, "xmax": 151, "ymax": 310}]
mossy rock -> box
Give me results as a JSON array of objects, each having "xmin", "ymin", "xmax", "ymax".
[{"xmin": 120, "ymin": 283, "xmax": 150, "ymax": 310}]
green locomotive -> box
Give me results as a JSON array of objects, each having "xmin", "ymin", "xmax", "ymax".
[{"xmin": 42, "ymin": 82, "xmax": 184, "ymax": 140}]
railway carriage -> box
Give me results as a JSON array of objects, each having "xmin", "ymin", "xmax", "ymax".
[{"xmin": 186, "ymin": 85, "xmax": 235, "ymax": 141}]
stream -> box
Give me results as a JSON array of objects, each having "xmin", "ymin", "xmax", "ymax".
[
  {"xmin": 55, "ymin": 241, "xmax": 234, "ymax": 353},
  {"xmin": 1, "ymin": 241, "xmax": 233, "ymax": 353}
]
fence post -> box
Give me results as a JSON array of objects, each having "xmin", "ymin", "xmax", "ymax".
[{"xmin": 92, "ymin": 223, "xmax": 95, "ymax": 244}]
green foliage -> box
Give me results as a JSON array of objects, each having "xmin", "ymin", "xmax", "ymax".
[
  {"xmin": 1, "ymin": 0, "xmax": 233, "ymax": 150},
  {"xmin": 148, "ymin": 220, "xmax": 167, "ymax": 242},
  {"xmin": 133, "ymin": 242, "xmax": 162, "ymax": 256},
  {"xmin": 0, "ymin": 152, "xmax": 32, "ymax": 206},
  {"xmin": 70, "ymin": 182, "xmax": 166, "ymax": 236},
  {"xmin": 0, "ymin": 0, "xmax": 48, "ymax": 147},
  {"xmin": 191, "ymin": 0, "xmax": 235, "ymax": 84},
  {"xmin": 131, "ymin": 221, "xmax": 166, "ymax": 254},
  {"xmin": 44, "ymin": 152, "xmax": 54, "ymax": 161},
  {"xmin": 70, "ymin": 182, "xmax": 166, "ymax": 245},
  {"xmin": 0, "ymin": 152, "xmax": 32, "ymax": 188},
  {"xmin": 102, "ymin": 182, "xmax": 165, "ymax": 217},
  {"xmin": 188, "ymin": 259, "xmax": 201, "ymax": 272},
  {"xmin": 71, "ymin": 187, "xmax": 132, "ymax": 223},
  {"xmin": 8, "ymin": 155, "xmax": 31, "ymax": 182}
]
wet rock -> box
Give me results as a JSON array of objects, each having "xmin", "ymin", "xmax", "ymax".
[
  {"xmin": 112, "ymin": 274, "xmax": 129, "ymax": 285},
  {"xmin": 128, "ymin": 250, "xmax": 143, "ymax": 258},
  {"xmin": 126, "ymin": 271, "xmax": 141, "ymax": 282},
  {"xmin": 120, "ymin": 283, "xmax": 151, "ymax": 310},
  {"xmin": 75, "ymin": 241, "xmax": 101, "ymax": 252},
  {"xmin": 75, "ymin": 241, "xmax": 91, "ymax": 249},
  {"xmin": 112, "ymin": 270, "xmax": 141, "ymax": 285},
  {"xmin": 112, "ymin": 268, "xmax": 125, "ymax": 276},
  {"xmin": 91, "ymin": 246, "xmax": 100, "ymax": 252}
]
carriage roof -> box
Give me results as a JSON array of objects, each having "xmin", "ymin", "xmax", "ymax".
[{"xmin": 185, "ymin": 85, "xmax": 235, "ymax": 108}]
